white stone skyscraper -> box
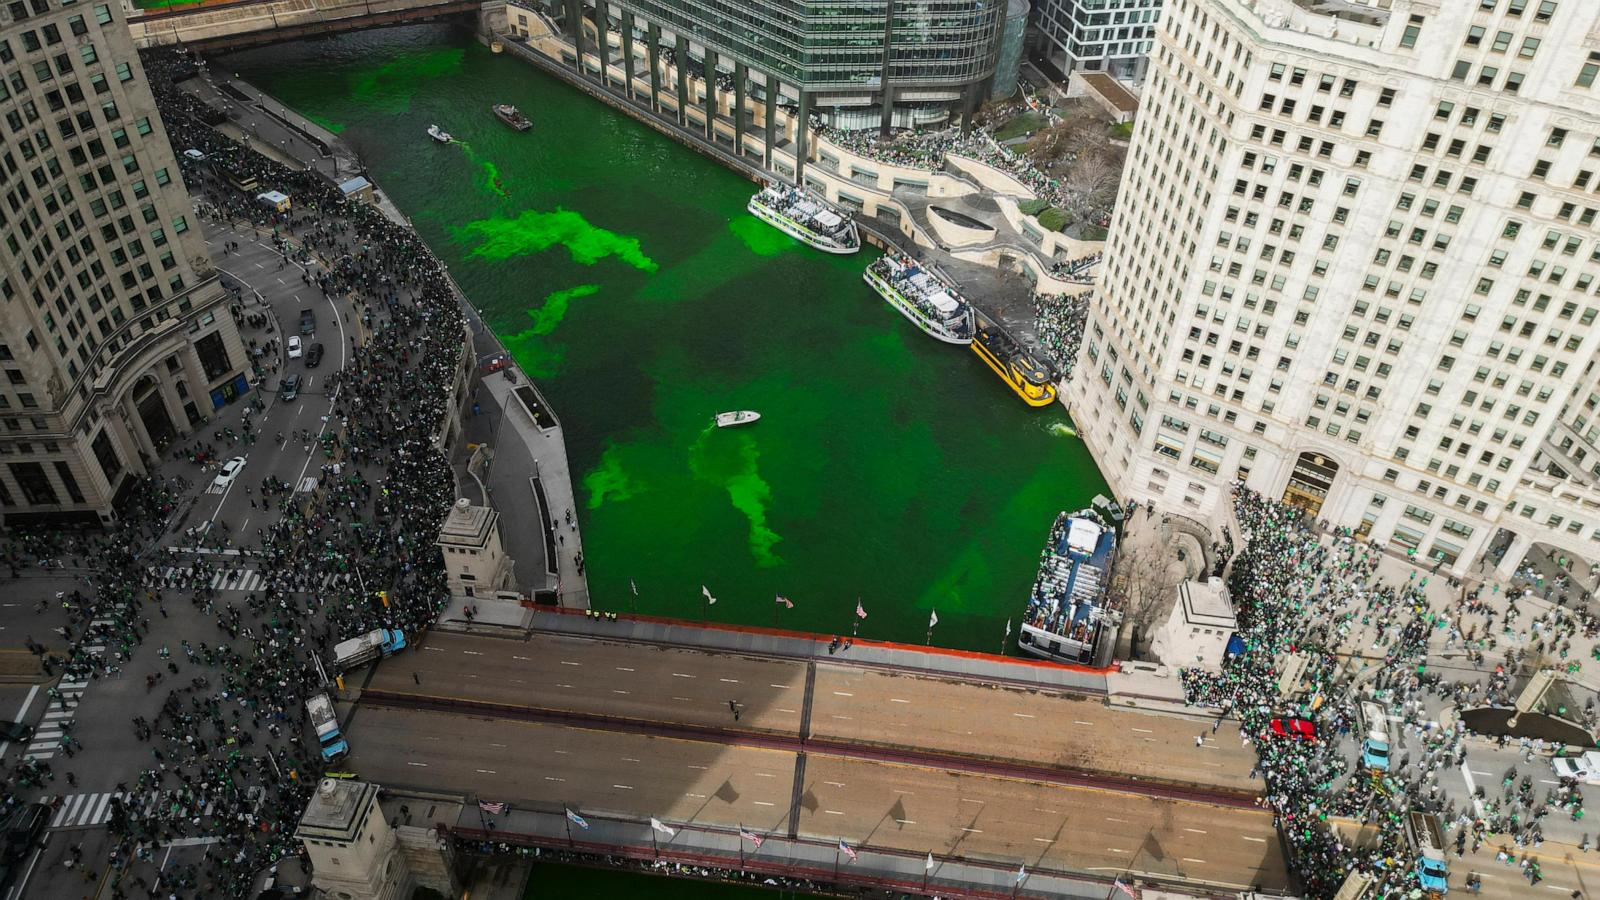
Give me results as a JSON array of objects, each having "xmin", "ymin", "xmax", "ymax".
[
  {"xmin": 0, "ymin": 0, "xmax": 245, "ymax": 525},
  {"xmin": 1070, "ymin": 0, "xmax": 1600, "ymax": 577}
]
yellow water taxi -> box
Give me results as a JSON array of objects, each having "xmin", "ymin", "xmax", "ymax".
[{"xmin": 971, "ymin": 319, "xmax": 1057, "ymax": 407}]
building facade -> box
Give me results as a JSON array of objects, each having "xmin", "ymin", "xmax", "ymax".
[
  {"xmin": 535, "ymin": 0, "xmax": 1009, "ymax": 131},
  {"xmin": 1070, "ymin": 0, "xmax": 1600, "ymax": 578},
  {"xmin": 1031, "ymin": 0, "xmax": 1160, "ymax": 82},
  {"xmin": 0, "ymin": 0, "xmax": 246, "ymax": 525}
]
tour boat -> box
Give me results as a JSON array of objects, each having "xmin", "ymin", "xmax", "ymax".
[
  {"xmin": 493, "ymin": 104, "xmax": 532, "ymax": 131},
  {"xmin": 746, "ymin": 185, "xmax": 860, "ymax": 255},
  {"xmin": 427, "ymin": 124, "xmax": 452, "ymax": 144},
  {"xmin": 714, "ymin": 411, "xmax": 761, "ymax": 428},
  {"xmin": 1018, "ymin": 511, "xmax": 1117, "ymax": 665},
  {"xmin": 863, "ymin": 254, "xmax": 976, "ymax": 345},
  {"xmin": 970, "ymin": 314, "xmax": 1057, "ymax": 407}
]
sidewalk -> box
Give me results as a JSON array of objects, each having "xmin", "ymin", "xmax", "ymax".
[{"xmin": 525, "ymin": 607, "xmax": 1110, "ymax": 694}]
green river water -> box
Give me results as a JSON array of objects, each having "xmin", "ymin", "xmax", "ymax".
[{"xmin": 224, "ymin": 26, "xmax": 1108, "ymax": 650}]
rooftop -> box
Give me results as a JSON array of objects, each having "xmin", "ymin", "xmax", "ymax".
[
  {"xmin": 1287, "ymin": 0, "xmax": 1391, "ymax": 28},
  {"xmin": 438, "ymin": 497, "xmax": 498, "ymax": 548},
  {"xmin": 1178, "ymin": 577, "xmax": 1236, "ymax": 629},
  {"xmin": 296, "ymin": 778, "xmax": 378, "ymax": 841}
]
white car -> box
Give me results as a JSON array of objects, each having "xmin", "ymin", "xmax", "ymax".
[
  {"xmin": 1553, "ymin": 751, "xmax": 1600, "ymax": 785},
  {"xmin": 287, "ymin": 336, "xmax": 303, "ymax": 359},
  {"xmin": 213, "ymin": 456, "xmax": 247, "ymax": 489}
]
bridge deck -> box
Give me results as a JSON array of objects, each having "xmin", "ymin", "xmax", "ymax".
[
  {"xmin": 347, "ymin": 705, "xmax": 1287, "ymax": 892},
  {"xmin": 363, "ymin": 631, "xmax": 1259, "ymax": 795}
]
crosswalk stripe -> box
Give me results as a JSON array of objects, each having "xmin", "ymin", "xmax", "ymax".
[{"xmin": 88, "ymin": 793, "xmax": 112, "ymax": 825}]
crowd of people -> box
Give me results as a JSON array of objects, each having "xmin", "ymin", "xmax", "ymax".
[
  {"xmin": 0, "ymin": 46, "xmax": 486, "ymax": 897},
  {"xmin": 1178, "ymin": 485, "xmax": 1597, "ymax": 897},
  {"xmin": 1033, "ymin": 290, "xmax": 1089, "ymax": 377}
]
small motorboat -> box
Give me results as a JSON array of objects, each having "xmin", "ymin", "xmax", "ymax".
[
  {"xmin": 715, "ymin": 411, "xmax": 761, "ymax": 428},
  {"xmin": 427, "ymin": 124, "xmax": 452, "ymax": 144}
]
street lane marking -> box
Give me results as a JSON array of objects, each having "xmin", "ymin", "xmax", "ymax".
[
  {"xmin": 475, "ymin": 769, "xmax": 496, "ymax": 775},
  {"xmin": 1033, "ymin": 838, "xmax": 1053, "ymax": 843},
  {"xmin": 687, "ymin": 793, "xmax": 707, "ymax": 799},
  {"xmin": 890, "ymin": 698, "xmax": 909, "ymax": 704},
  {"xmin": 560, "ymin": 661, "xmax": 582, "ymax": 666},
  {"xmin": 556, "ymin": 684, "xmax": 574, "ymax": 689},
  {"xmin": 688, "ymin": 765, "xmax": 708, "ymax": 770},
  {"xmin": 1108, "ymin": 848, "xmax": 1129, "ymax": 853},
  {"xmin": 1074, "ymin": 720, "xmax": 1094, "ymax": 726},
  {"xmin": 1131, "ymin": 728, "xmax": 1153, "ymax": 733},
  {"xmin": 672, "ymin": 673, "xmax": 695, "ymax": 678},
  {"xmin": 613, "ymin": 785, "xmax": 633, "ymax": 790},
  {"xmin": 961, "ymin": 828, "xmax": 983, "ymax": 833},
  {"xmin": 673, "ymin": 697, "xmax": 693, "ymax": 701},
  {"xmin": 407, "ymin": 762, "xmax": 428, "ymax": 768},
  {"xmin": 1013, "ymin": 713, "xmax": 1035, "ymax": 719},
  {"xmin": 823, "ymin": 782, "xmax": 846, "ymax": 788},
  {"xmin": 825, "ymin": 810, "xmax": 844, "ymax": 816},
  {"xmin": 1033, "ymin": 809, "xmax": 1060, "ymax": 815},
  {"xmin": 553, "ymin": 750, "xmax": 569, "ymax": 755},
  {"xmin": 754, "ymin": 801, "xmax": 775, "ymax": 807},
  {"xmin": 777, "ymin": 708, "xmax": 797, "ymax": 714},
  {"xmin": 769, "ymin": 683, "xmax": 788, "ymax": 689},
  {"xmin": 513, "ymin": 655, "xmax": 531, "ymax": 661},
  {"xmin": 1184, "ymin": 829, "xmax": 1208, "ymax": 834},
  {"xmin": 960, "ymin": 799, "xmax": 984, "ymax": 805},
  {"xmin": 1470, "ymin": 770, "xmax": 1492, "ymax": 777},
  {"xmin": 831, "ymin": 715, "xmax": 852, "ymax": 720},
  {"xmin": 1105, "ymin": 818, "xmax": 1128, "ymax": 823},
  {"xmin": 833, "ymin": 691, "xmax": 854, "ymax": 697},
  {"xmin": 755, "ymin": 773, "xmax": 775, "ymax": 778},
  {"xmin": 895, "ymin": 819, "xmax": 916, "ymax": 825},
  {"xmin": 545, "ymin": 777, "xmax": 565, "ymax": 782},
  {"xmin": 1182, "ymin": 858, "xmax": 1207, "ymax": 864},
  {"xmin": 612, "ymin": 690, "xmax": 630, "ymax": 695},
  {"xmin": 462, "ymin": 650, "xmax": 482, "ymax": 656},
  {"xmin": 1242, "ymin": 837, "xmax": 1266, "ymax": 843},
  {"xmin": 621, "ymin": 758, "xmax": 640, "ymax": 763},
  {"xmin": 615, "ymin": 667, "xmax": 635, "ymax": 672},
  {"xmin": 719, "ymin": 678, "xmax": 740, "ymax": 683},
  {"xmin": 893, "ymin": 790, "xmax": 914, "ymax": 795}
]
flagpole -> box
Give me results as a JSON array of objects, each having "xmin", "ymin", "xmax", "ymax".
[
  {"xmin": 739, "ymin": 825, "xmax": 746, "ymax": 870},
  {"xmin": 651, "ymin": 827, "xmax": 658, "ymax": 859},
  {"xmin": 833, "ymin": 846, "xmax": 841, "ymax": 884},
  {"xmin": 563, "ymin": 805, "xmax": 573, "ymax": 847}
]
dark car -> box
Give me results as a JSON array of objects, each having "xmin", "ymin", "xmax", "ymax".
[
  {"xmin": 299, "ymin": 309, "xmax": 316, "ymax": 335},
  {"xmin": 305, "ymin": 343, "xmax": 324, "ymax": 369},
  {"xmin": 279, "ymin": 374, "xmax": 301, "ymax": 402},
  {"xmin": 3, "ymin": 803, "xmax": 48, "ymax": 860},
  {"xmin": 0, "ymin": 721, "xmax": 32, "ymax": 742}
]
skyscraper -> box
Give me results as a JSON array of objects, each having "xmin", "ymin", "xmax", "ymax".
[
  {"xmin": 1030, "ymin": 0, "xmax": 1161, "ymax": 82},
  {"xmin": 0, "ymin": 0, "xmax": 246, "ymax": 524},
  {"xmin": 532, "ymin": 0, "xmax": 1009, "ymax": 131},
  {"xmin": 1070, "ymin": 0, "xmax": 1600, "ymax": 577}
]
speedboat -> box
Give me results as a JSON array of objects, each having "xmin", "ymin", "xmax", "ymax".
[
  {"xmin": 493, "ymin": 104, "xmax": 532, "ymax": 131},
  {"xmin": 427, "ymin": 124, "xmax": 452, "ymax": 144},
  {"xmin": 715, "ymin": 411, "xmax": 761, "ymax": 428}
]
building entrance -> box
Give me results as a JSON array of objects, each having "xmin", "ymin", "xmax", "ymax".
[{"xmin": 1282, "ymin": 451, "xmax": 1339, "ymax": 516}]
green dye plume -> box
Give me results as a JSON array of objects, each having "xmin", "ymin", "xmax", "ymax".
[
  {"xmin": 690, "ymin": 428, "xmax": 782, "ymax": 567},
  {"xmin": 349, "ymin": 48, "xmax": 466, "ymax": 111},
  {"xmin": 584, "ymin": 441, "xmax": 639, "ymax": 508},
  {"xmin": 453, "ymin": 209, "xmax": 657, "ymax": 271},
  {"xmin": 526, "ymin": 285, "xmax": 601, "ymax": 335},
  {"xmin": 728, "ymin": 215, "xmax": 795, "ymax": 257}
]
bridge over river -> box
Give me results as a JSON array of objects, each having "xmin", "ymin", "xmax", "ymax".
[{"xmin": 342, "ymin": 627, "xmax": 1291, "ymax": 897}]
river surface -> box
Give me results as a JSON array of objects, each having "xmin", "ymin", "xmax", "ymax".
[{"xmin": 225, "ymin": 26, "xmax": 1108, "ymax": 650}]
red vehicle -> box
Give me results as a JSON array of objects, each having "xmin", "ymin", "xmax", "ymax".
[{"xmin": 1269, "ymin": 717, "xmax": 1317, "ymax": 741}]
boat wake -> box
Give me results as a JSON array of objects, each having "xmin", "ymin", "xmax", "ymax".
[{"xmin": 1044, "ymin": 422, "xmax": 1078, "ymax": 439}]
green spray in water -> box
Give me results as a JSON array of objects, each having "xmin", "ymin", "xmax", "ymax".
[{"xmin": 452, "ymin": 208, "xmax": 657, "ymax": 271}]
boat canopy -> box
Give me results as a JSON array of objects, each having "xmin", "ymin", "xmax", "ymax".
[
  {"xmin": 1066, "ymin": 518, "xmax": 1103, "ymax": 556},
  {"xmin": 927, "ymin": 290, "xmax": 960, "ymax": 314},
  {"xmin": 813, "ymin": 208, "xmax": 842, "ymax": 229}
]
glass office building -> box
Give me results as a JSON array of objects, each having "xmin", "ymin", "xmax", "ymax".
[{"xmin": 556, "ymin": 0, "xmax": 1008, "ymax": 129}]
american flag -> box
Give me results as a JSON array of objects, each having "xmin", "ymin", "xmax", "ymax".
[
  {"xmin": 775, "ymin": 595, "xmax": 793, "ymax": 609},
  {"xmin": 838, "ymin": 838, "xmax": 857, "ymax": 861},
  {"xmin": 855, "ymin": 601, "xmax": 867, "ymax": 619},
  {"xmin": 739, "ymin": 826, "xmax": 764, "ymax": 848},
  {"xmin": 477, "ymin": 800, "xmax": 507, "ymax": 815},
  {"xmin": 1113, "ymin": 879, "xmax": 1139, "ymax": 899}
]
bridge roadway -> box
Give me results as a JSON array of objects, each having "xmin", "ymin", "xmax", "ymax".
[{"xmin": 346, "ymin": 632, "xmax": 1289, "ymax": 891}]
